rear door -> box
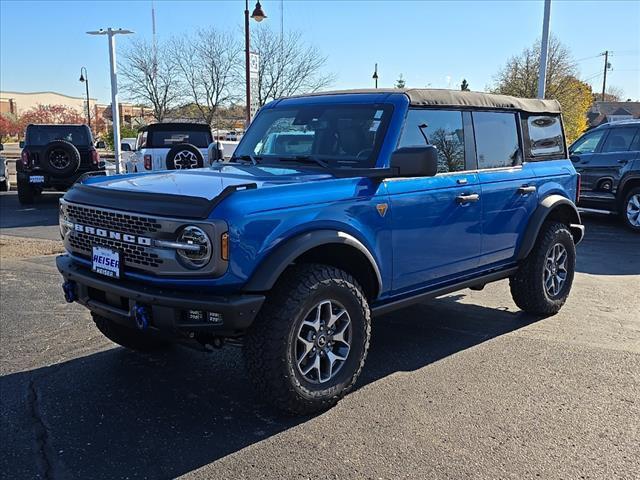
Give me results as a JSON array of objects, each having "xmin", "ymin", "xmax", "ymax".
[
  {"xmin": 474, "ymin": 111, "xmax": 539, "ymax": 266},
  {"xmin": 388, "ymin": 108, "xmax": 482, "ymax": 293}
]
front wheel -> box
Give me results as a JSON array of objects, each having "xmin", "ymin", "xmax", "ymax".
[
  {"xmin": 510, "ymin": 221, "xmax": 576, "ymax": 315},
  {"xmin": 244, "ymin": 264, "xmax": 371, "ymax": 415},
  {"xmin": 621, "ymin": 187, "xmax": 640, "ymax": 232}
]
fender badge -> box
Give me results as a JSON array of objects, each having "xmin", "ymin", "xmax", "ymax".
[{"xmin": 376, "ymin": 203, "xmax": 388, "ymax": 217}]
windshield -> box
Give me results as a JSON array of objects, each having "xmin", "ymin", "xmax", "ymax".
[
  {"xmin": 26, "ymin": 125, "xmax": 90, "ymax": 146},
  {"xmin": 234, "ymin": 104, "xmax": 392, "ymax": 168}
]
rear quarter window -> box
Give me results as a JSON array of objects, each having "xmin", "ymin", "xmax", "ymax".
[{"xmin": 522, "ymin": 114, "xmax": 565, "ymax": 160}]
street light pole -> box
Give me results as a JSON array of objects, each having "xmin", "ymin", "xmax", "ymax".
[
  {"xmin": 87, "ymin": 28, "xmax": 134, "ymax": 174},
  {"xmin": 537, "ymin": 0, "xmax": 552, "ymax": 99},
  {"xmin": 245, "ymin": 1, "xmax": 266, "ymax": 128},
  {"xmin": 79, "ymin": 67, "xmax": 91, "ymax": 128}
]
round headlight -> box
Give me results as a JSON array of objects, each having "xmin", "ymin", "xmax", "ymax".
[{"xmin": 176, "ymin": 226, "xmax": 212, "ymax": 269}]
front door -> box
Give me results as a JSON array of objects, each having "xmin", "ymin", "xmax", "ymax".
[{"xmin": 388, "ymin": 108, "xmax": 482, "ymax": 293}]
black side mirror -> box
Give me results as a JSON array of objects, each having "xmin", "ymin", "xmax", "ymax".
[
  {"xmin": 0, "ymin": 144, "xmax": 4, "ymax": 151},
  {"xmin": 96, "ymin": 141, "xmax": 106, "ymax": 149},
  {"xmin": 121, "ymin": 143, "xmax": 131, "ymax": 152},
  {"xmin": 208, "ymin": 141, "xmax": 224, "ymax": 163},
  {"xmin": 19, "ymin": 141, "xmax": 25, "ymax": 149},
  {"xmin": 390, "ymin": 145, "xmax": 438, "ymax": 177}
]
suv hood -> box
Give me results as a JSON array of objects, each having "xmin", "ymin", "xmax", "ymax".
[{"xmin": 64, "ymin": 164, "xmax": 335, "ymax": 219}]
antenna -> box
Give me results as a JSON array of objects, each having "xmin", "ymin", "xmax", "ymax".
[{"xmin": 151, "ymin": 0, "xmax": 157, "ymax": 78}]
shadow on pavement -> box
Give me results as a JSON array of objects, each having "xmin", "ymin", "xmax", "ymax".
[
  {"xmin": 0, "ymin": 191, "xmax": 62, "ymax": 229},
  {"xmin": 0, "ymin": 294, "xmax": 540, "ymax": 479},
  {"xmin": 576, "ymin": 215, "xmax": 639, "ymax": 276}
]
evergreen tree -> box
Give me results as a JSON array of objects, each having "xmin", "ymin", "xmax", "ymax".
[
  {"xmin": 395, "ymin": 74, "xmax": 406, "ymax": 89},
  {"xmin": 460, "ymin": 79, "xmax": 470, "ymax": 91}
]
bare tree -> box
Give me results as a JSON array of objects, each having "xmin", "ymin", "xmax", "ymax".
[
  {"xmin": 119, "ymin": 39, "xmax": 181, "ymax": 122},
  {"xmin": 171, "ymin": 29, "xmax": 241, "ymax": 126},
  {"xmin": 251, "ymin": 26, "xmax": 334, "ymax": 106}
]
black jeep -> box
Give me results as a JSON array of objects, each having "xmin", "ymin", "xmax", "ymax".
[{"xmin": 17, "ymin": 124, "xmax": 103, "ymax": 204}]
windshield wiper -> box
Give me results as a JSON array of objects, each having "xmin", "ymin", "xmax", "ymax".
[
  {"xmin": 278, "ymin": 155, "xmax": 332, "ymax": 171},
  {"xmin": 229, "ymin": 154, "xmax": 261, "ymax": 165}
]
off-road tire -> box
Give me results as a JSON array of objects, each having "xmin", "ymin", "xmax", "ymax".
[
  {"xmin": 92, "ymin": 313, "xmax": 170, "ymax": 352},
  {"xmin": 17, "ymin": 179, "xmax": 35, "ymax": 204},
  {"xmin": 42, "ymin": 140, "xmax": 81, "ymax": 177},
  {"xmin": 244, "ymin": 264, "xmax": 371, "ymax": 415},
  {"xmin": 165, "ymin": 143, "xmax": 204, "ymax": 170},
  {"xmin": 620, "ymin": 186, "xmax": 640, "ymax": 232},
  {"xmin": 510, "ymin": 221, "xmax": 576, "ymax": 315},
  {"xmin": 0, "ymin": 178, "xmax": 9, "ymax": 192}
]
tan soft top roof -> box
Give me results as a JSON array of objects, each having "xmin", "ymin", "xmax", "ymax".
[{"xmin": 288, "ymin": 88, "xmax": 561, "ymax": 114}]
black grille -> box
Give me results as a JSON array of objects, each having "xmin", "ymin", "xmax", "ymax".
[
  {"xmin": 69, "ymin": 232, "xmax": 163, "ymax": 268},
  {"xmin": 66, "ymin": 204, "xmax": 161, "ymax": 235}
]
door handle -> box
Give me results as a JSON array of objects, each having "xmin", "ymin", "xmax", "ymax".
[
  {"xmin": 517, "ymin": 185, "xmax": 537, "ymax": 195},
  {"xmin": 456, "ymin": 193, "xmax": 480, "ymax": 204}
]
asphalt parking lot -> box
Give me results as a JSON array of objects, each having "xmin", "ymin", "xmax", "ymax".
[{"xmin": 0, "ymin": 190, "xmax": 638, "ymax": 480}]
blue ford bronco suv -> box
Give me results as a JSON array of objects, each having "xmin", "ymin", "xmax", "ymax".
[{"xmin": 57, "ymin": 89, "xmax": 584, "ymax": 414}]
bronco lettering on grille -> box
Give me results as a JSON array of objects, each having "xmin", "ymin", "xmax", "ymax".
[{"xmin": 72, "ymin": 223, "xmax": 152, "ymax": 246}]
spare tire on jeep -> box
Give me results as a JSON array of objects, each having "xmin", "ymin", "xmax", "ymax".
[
  {"xmin": 165, "ymin": 143, "xmax": 204, "ymax": 170},
  {"xmin": 42, "ymin": 140, "xmax": 81, "ymax": 177}
]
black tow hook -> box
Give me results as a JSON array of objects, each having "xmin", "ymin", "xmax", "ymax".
[
  {"xmin": 62, "ymin": 281, "xmax": 77, "ymax": 303},
  {"xmin": 134, "ymin": 304, "xmax": 151, "ymax": 331}
]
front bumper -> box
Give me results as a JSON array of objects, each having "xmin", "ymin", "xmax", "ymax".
[{"xmin": 56, "ymin": 255, "xmax": 265, "ymax": 337}]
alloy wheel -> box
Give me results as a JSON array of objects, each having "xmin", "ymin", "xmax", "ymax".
[
  {"xmin": 49, "ymin": 149, "xmax": 71, "ymax": 170},
  {"xmin": 173, "ymin": 150, "xmax": 199, "ymax": 169},
  {"xmin": 544, "ymin": 243, "xmax": 568, "ymax": 297},
  {"xmin": 295, "ymin": 299, "xmax": 352, "ymax": 384},
  {"xmin": 626, "ymin": 193, "xmax": 640, "ymax": 227}
]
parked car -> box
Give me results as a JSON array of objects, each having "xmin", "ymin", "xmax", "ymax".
[
  {"xmin": 0, "ymin": 144, "xmax": 10, "ymax": 191},
  {"xmin": 16, "ymin": 124, "xmax": 102, "ymax": 204},
  {"xmin": 570, "ymin": 120, "xmax": 640, "ymax": 231},
  {"xmin": 125, "ymin": 123, "xmax": 215, "ymax": 173},
  {"xmin": 57, "ymin": 89, "xmax": 584, "ymax": 415}
]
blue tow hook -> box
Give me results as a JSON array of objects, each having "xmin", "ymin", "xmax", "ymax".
[
  {"xmin": 134, "ymin": 305, "xmax": 150, "ymax": 330},
  {"xmin": 62, "ymin": 281, "xmax": 77, "ymax": 303}
]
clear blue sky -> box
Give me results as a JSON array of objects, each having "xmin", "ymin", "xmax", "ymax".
[{"xmin": 1, "ymin": 0, "xmax": 639, "ymax": 103}]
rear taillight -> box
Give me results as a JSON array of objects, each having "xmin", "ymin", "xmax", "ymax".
[
  {"xmin": 90, "ymin": 148, "xmax": 99, "ymax": 166},
  {"xmin": 20, "ymin": 150, "xmax": 29, "ymax": 166},
  {"xmin": 144, "ymin": 154, "xmax": 152, "ymax": 170},
  {"xmin": 576, "ymin": 174, "xmax": 581, "ymax": 203}
]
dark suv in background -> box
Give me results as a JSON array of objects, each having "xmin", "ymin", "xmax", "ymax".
[
  {"xmin": 17, "ymin": 124, "xmax": 103, "ymax": 204},
  {"xmin": 570, "ymin": 120, "xmax": 640, "ymax": 231}
]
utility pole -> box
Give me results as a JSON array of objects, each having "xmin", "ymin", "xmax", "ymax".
[
  {"xmin": 601, "ymin": 50, "xmax": 610, "ymax": 101},
  {"xmin": 537, "ymin": 0, "xmax": 552, "ymax": 99}
]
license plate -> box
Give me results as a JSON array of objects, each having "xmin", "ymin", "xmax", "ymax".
[
  {"xmin": 29, "ymin": 175, "xmax": 45, "ymax": 184},
  {"xmin": 92, "ymin": 246, "xmax": 121, "ymax": 279}
]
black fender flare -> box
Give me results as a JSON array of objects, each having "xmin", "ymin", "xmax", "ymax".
[
  {"xmin": 243, "ymin": 230, "xmax": 383, "ymax": 295},
  {"xmin": 516, "ymin": 194, "xmax": 584, "ymax": 260},
  {"xmin": 617, "ymin": 173, "xmax": 640, "ymax": 202}
]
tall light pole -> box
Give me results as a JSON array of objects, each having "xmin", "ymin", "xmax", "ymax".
[
  {"xmin": 537, "ymin": 0, "xmax": 552, "ymax": 99},
  {"xmin": 87, "ymin": 28, "xmax": 134, "ymax": 174},
  {"xmin": 79, "ymin": 67, "xmax": 91, "ymax": 128},
  {"xmin": 245, "ymin": 1, "xmax": 266, "ymax": 127}
]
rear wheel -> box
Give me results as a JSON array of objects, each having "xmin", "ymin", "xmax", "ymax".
[
  {"xmin": 92, "ymin": 313, "xmax": 170, "ymax": 352},
  {"xmin": 621, "ymin": 187, "xmax": 640, "ymax": 232},
  {"xmin": 510, "ymin": 221, "xmax": 576, "ymax": 315},
  {"xmin": 244, "ymin": 264, "xmax": 371, "ymax": 415},
  {"xmin": 17, "ymin": 179, "xmax": 35, "ymax": 204}
]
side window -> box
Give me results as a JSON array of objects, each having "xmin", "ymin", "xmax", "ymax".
[
  {"xmin": 570, "ymin": 130, "xmax": 606, "ymax": 154},
  {"xmin": 523, "ymin": 114, "xmax": 564, "ymax": 159},
  {"xmin": 601, "ymin": 127, "xmax": 638, "ymax": 153},
  {"xmin": 473, "ymin": 112, "xmax": 520, "ymax": 169},
  {"xmin": 398, "ymin": 109, "xmax": 465, "ymax": 173},
  {"xmin": 630, "ymin": 130, "xmax": 640, "ymax": 152}
]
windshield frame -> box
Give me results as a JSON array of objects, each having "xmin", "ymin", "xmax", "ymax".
[{"xmin": 233, "ymin": 102, "xmax": 395, "ymax": 170}]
